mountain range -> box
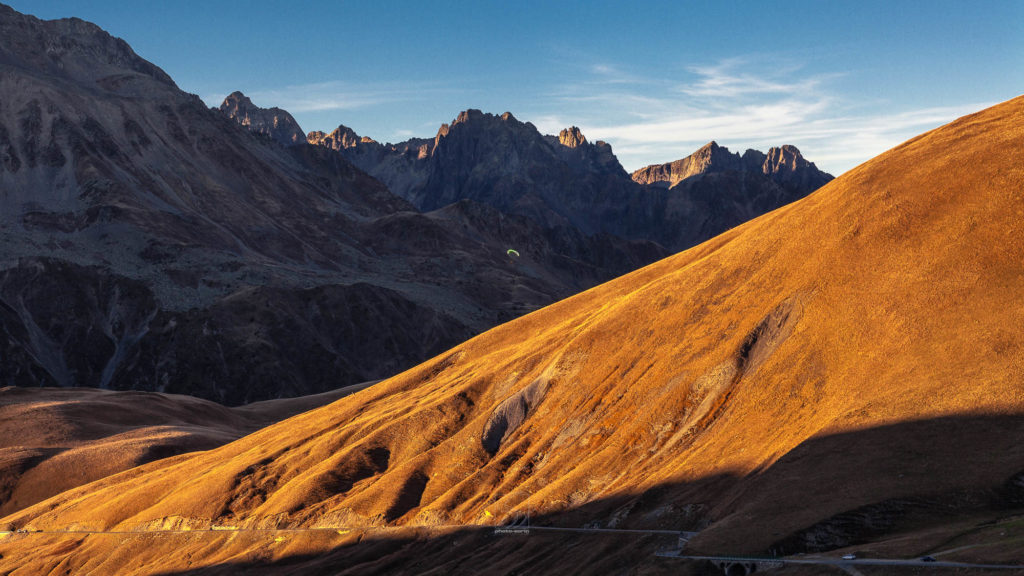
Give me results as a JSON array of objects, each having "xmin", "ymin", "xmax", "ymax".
[
  {"xmin": 0, "ymin": 3, "xmax": 829, "ymax": 404},
  {"xmin": 304, "ymin": 111, "xmax": 832, "ymax": 250}
]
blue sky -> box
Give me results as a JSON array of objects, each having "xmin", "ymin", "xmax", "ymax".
[{"xmin": 10, "ymin": 1, "xmax": 1023, "ymax": 175}]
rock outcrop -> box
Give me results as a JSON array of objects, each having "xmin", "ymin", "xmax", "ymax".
[
  {"xmin": 307, "ymin": 124, "xmax": 378, "ymax": 150},
  {"xmin": 558, "ymin": 126, "xmax": 587, "ymax": 148}
]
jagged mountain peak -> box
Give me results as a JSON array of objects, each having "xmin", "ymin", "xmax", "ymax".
[
  {"xmin": 453, "ymin": 108, "xmax": 486, "ymax": 125},
  {"xmin": 761, "ymin": 144, "xmax": 831, "ymax": 189},
  {"xmin": 691, "ymin": 140, "xmax": 735, "ymax": 161},
  {"xmin": 220, "ymin": 90, "xmax": 260, "ymax": 111},
  {"xmin": 446, "ymin": 109, "xmax": 537, "ymax": 134},
  {"xmin": 764, "ymin": 144, "xmax": 808, "ymax": 171},
  {"xmin": 305, "ymin": 107, "xmax": 831, "ymax": 246},
  {"xmin": 631, "ymin": 141, "xmax": 740, "ymax": 187},
  {"xmin": 306, "ymin": 124, "xmax": 374, "ymax": 150},
  {"xmin": 558, "ymin": 126, "xmax": 587, "ymax": 148},
  {"xmin": 218, "ymin": 91, "xmax": 305, "ymax": 146}
]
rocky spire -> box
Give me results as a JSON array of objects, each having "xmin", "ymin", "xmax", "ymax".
[
  {"xmin": 761, "ymin": 145, "xmax": 832, "ymax": 190},
  {"xmin": 558, "ymin": 126, "xmax": 587, "ymax": 148}
]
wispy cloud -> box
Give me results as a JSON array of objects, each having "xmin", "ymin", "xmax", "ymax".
[
  {"xmin": 679, "ymin": 58, "xmax": 831, "ymax": 99},
  {"xmin": 204, "ymin": 80, "xmax": 458, "ymax": 114},
  {"xmin": 203, "ymin": 57, "xmax": 991, "ymax": 176},
  {"xmin": 588, "ymin": 63, "xmax": 648, "ymax": 85},
  {"xmin": 548, "ymin": 56, "xmax": 988, "ymax": 175}
]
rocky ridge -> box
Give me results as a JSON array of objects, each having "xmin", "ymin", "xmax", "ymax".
[
  {"xmin": 630, "ymin": 141, "xmax": 833, "ymax": 192},
  {"xmin": 311, "ymin": 110, "xmax": 833, "ymax": 250}
]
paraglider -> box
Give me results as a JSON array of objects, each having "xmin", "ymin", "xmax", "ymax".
[{"xmin": 507, "ymin": 249, "xmax": 520, "ymax": 258}]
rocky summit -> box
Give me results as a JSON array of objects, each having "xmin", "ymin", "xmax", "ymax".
[
  {"xmin": 558, "ymin": 125, "xmax": 587, "ymax": 147},
  {"xmin": 219, "ymin": 91, "xmax": 306, "ymax": 146}
]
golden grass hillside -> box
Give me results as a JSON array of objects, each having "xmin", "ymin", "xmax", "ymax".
[
  {"xmin": 0, "ymin": 384, "xmax": 366, "ymax": 517},
  {"xmin": 1, "ymin": 95, "xmax": 1022, "ymax": 574}
]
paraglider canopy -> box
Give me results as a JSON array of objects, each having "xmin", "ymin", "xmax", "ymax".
[{"xmin": 507, "ymin": 249, "xmax": 520, "ymax": 258}]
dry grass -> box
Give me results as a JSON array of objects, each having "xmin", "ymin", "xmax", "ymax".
[
  {"xmin": 1, "ymin": 95, "xmax": 1023, "ymax": 574},
  {"xmin": 0, "ymin": 384, "xmax": 363, "ymax": 516}
]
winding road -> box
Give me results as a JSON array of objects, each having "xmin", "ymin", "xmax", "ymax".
[{"xmin": 4, "ymin": 526, "xmax": 1021, "ymax": 572}]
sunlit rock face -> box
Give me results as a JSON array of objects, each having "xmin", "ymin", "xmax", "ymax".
[
  {"xmin": 558, "ymin": 126, "xmax": 586, "ymax": 148},
  {"xmin": 630, "ymin": 141, "xmax": 832, "ymax": 192}
]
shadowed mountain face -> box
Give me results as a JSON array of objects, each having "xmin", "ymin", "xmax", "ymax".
[
  {"xmin": 627, "ymin": 142, "xmax": 835, "ymax": 248},
  {"xmin": 0, "ymin": 5, "xmax": 666, "ymax": 403},
  {"xmin": 307, "ymin": 112, "xmax": 833, "ymax": 251},
  {"xmin": 0, "ymin": 259, "xmax": 473, "ymax": 402},
  {"xmin": 4, "ymin": 94, "xmax": 1021, "ymax": 573}
]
